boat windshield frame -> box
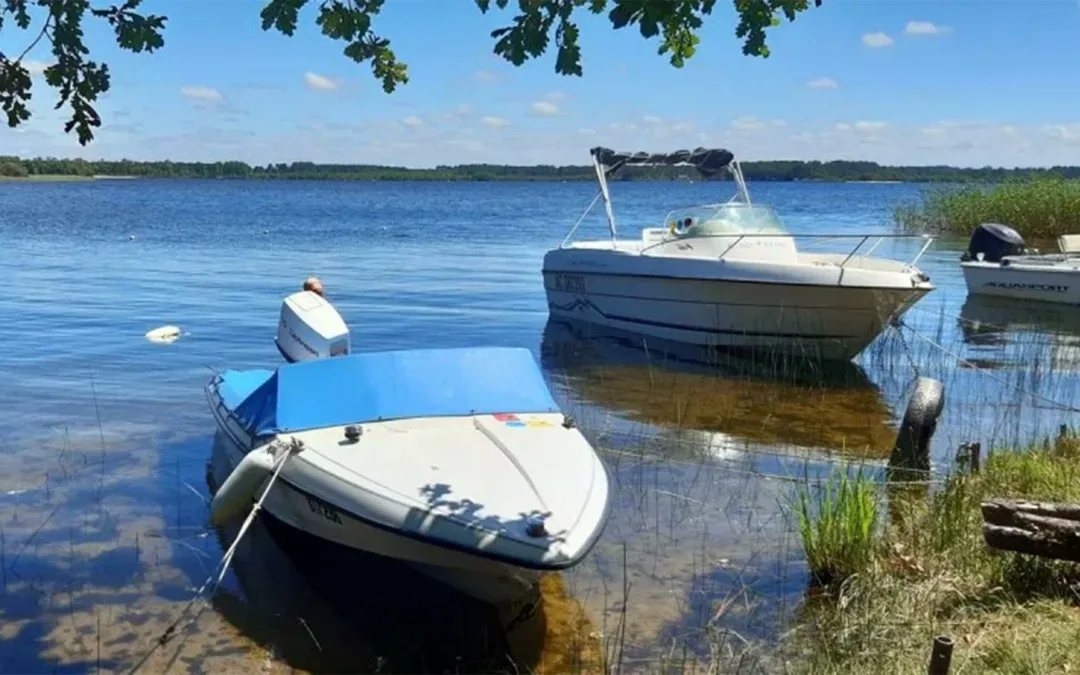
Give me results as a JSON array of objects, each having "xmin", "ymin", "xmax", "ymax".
[
  {"xmin": 663, "ymin": 202, "xmax": 789, "ymax": 239},
  {"xmin": 559, "ymin": 147, "xmax": 752, "ymax": 248}
]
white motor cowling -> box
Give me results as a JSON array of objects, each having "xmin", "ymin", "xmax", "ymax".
[{"xmin": 275, "ymin": 291, "xmax": 351, "ymax": 363}]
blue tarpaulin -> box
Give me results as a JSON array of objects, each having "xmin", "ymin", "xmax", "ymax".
[{"xmin": 220, "ymin": 347, "xmax": 560, "ymax": 436}]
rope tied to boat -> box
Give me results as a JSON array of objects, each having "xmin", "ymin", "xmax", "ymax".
[
  {"xmin": 894, "ymin": 318, "xmax": 1080, "ymax": 415},
  {"xmin": 127, "ymin": 438, "xmax": 302, "ymax": 674}
]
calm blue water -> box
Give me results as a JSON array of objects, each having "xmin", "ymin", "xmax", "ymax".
[{"xmin": 1, "ymin": 179, "xmax": 1078, "ymax": 672}]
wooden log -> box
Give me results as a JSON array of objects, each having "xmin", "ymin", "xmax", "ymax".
[
  {"xmin": 982, "ymin": 499, "xmax": 1080, "ymax": 524},
  {"xmin": 981, "ymin": 499, "xmax": 1080, "ymax": 562}
]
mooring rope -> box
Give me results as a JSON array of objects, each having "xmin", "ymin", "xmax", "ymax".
[
  {"xmin": 896, "ymin": 318, "xmax": 1080, "ymax": 414},
  {"xmin": 127, "ymin": 438, "xmax": 300, "ymax": 674}
]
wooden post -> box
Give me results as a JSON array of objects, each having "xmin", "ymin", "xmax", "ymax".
[
  {"xmin": 928, "ymin": 636, "xmax": 954, "ymax": 675},
  {"xmin": 970, "ymin": 442, "xmax": 981, "ymax": 473},
  {"xmin": 982, "ymin": 499, "xmax": 1080, "ymax": 562}
]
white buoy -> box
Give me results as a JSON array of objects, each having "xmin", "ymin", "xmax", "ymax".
[
  {"xmin": 129, "ymin": 234, "xmax": 136, "ymax": 241},
  {"xmin": 145, "ymin": 325, "xmax": 182, "ymax": 344}
]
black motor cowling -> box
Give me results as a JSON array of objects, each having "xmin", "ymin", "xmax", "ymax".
[{"xmin": 962, "ymin": 222, "xmax": 1025, "ymax": 263}]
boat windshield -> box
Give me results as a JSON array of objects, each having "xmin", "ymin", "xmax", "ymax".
[{"xmin": 663, "ymin": 203, "xmax": 789, "ymax": 237}]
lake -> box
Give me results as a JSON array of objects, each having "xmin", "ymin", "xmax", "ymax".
[{"xmin": 1, "ymin": 179, "xmax": 1078, "ymax": 673}]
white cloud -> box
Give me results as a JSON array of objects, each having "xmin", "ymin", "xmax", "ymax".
[
  {"xmin": 12, "ymin": 110, "xmax": 1080, "ymax": 169},
  {"xmin": 21, "ymin": 59, "xmax": 50, "ymax": 76},
  {"xmin": 304, "ymin": 72, "xmax": 338, "ymax": 91},
  {"xmin": 643, "ymin": 115, "xmax": 664, "ymax": 125},
  {"xmin": 920, "ymin": 126, "xmax": 948, "ymax": 137},
  {"xmin": 807, "ymin": 77, "xmax": 838, "ymax": 90},
  {"xmin": 481, "ymin": 116, "xmax": 510, "ymax": 128},
  {"xmin": 671, "ymin": 121, "xmax": 695, "ymax": 133},
  {"xmin": 862, "ymin": 32, "xmax": 895, "ymax": 48},
  {"xmin": 1043, "ymin": 124, "xmax": 1080, "ymax": 143},
  {"xmin": 904, "ymin": 21, "xmax": 952, "ymax": 36},
  {"xmin": 546, "ymin": 92, "xmax": 567, "ymax": 102},
  {"xmin": 181, "ymin": 86, "xmax": 222, "ymax": 101},
  {"xmin": 456, "ymin": 104, "xmax": 474, "ymax": 116},
  {"xmin": 401, "ymin": 116, "xmax": 424, "ymax": 129},
  {"xmin": 854, "ymin": 121, "xmax": 888, "ymax": 132},
  {"xmin": 474, "ymin": 70, "xmax": 502, "ymax": 83},
  {"xmin": 609, "ymin": 122, "xmax": 637, "ymax": 133},
  {"xmin": 770, "ymin": 120, "xmax": 788, "ymax": 128},
  {"xmin": 732, "ymin": 116, "xmax": 767, "ymax": 131},
  {"xmin": 531, "ymin": 100, "xmax": 560, "ymax": 116}
]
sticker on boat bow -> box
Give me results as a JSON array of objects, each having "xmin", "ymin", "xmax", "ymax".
[
  {"xmin": 494, "ymin": 413, "xmax": 526, "ymax": 428},
  {"xmin": 985, "ymin": 281, "xmax": 1068, "ymax": 293},
  {"xmin": 305, "ymin": 494, "xmax": 343, "ymax": 524},
  {"xmin": 553, "ymin": 273, "xmax": 586, "ymax": 293},
  {"xmin": 493, "ymin": 413, "xmax": 553, "ymax": 428}
]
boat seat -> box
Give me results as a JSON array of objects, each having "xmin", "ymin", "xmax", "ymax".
[{"xmin": 1058, "ymin": 234, "xmax": 1080, "ymax": 253}]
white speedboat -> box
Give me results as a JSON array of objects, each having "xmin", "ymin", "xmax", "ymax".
[
  {"xmin": 960, "ymin": 223, "xmax": 1080, "ymax": 304},
  {"xmin": 542, "ymin": 147, "xmax": 936, "ymax": 361},
  {"xmin": 206, "ymin": 295, "xmax": 611, "ymax": 618}
]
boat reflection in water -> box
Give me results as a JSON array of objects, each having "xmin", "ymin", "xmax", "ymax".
[
  {"xmin": 204, "ymin": 438, "xmax": 601, "ymax": 674},
  {"xmin": 540, "ymin": 318, "xmax": 898, "ymax": 459},
  {"xmin": 958, "ymin": 294, "xmax": 1080, "ymax": 371}
]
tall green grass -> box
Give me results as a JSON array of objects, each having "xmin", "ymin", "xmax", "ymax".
[
  {"xmin": 794, "ymin": 467, "xmax": 880, "ymax": 586},
  {"xmin": 895, "ymin": 177, "xmax": 1080, "ymax": 239},
  {"xmin": 791, "ymin": 428, "xmax": 1080, "ymax": 674}
]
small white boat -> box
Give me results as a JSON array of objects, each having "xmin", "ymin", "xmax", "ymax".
[
  {"xmin": 960, "ymin": 223, "xmax": 1080, "ymax": 304},
  {"xmin": 207, "ymin": 298, "xmax": 610, "ymax": 614},
  {"xmin": 542, "ymin": 147, "xmax": 936, "ymax": 361}
]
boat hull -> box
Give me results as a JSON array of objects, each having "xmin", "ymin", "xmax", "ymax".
[
  {"xmin": 542, "ymin": 269, "xmax": 929, "ymax": 361},
  {"xmin": 961, "ymin": 261, "xmax": 1080, "ymax": 305},
  {"xmin": 209, "ymin": 427, "xmax": 543, "ymax": 614}
]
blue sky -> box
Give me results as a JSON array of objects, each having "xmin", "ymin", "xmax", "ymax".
[{"xmin": 3, "ymin": 0, "xmax": 1079, "ymax": 167}]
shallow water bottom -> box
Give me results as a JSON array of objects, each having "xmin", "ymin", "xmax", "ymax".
[{"xmin": 0, "ymin": 418, "xmax": 811, "ymax": 674}]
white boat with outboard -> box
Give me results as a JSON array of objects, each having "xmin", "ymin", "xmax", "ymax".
[
  {"xmin": 960, "ymin": 222, "xmax": 1080, "ymax": 305},
  {"xmin": 207, "ymin": 294, "xmax": 611, "ymax": 614},
  {"xmin": 542, "ymin": 147, "xmax": 936, "ymax": 361}
]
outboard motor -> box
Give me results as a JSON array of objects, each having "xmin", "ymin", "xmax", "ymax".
[
  {"xmin": 275, "ymin": 291, "xmax": 351, "ymax": 363},
  {"xmin": 962, "ymin": 223, "xmax": 1026, "ymax": 263}
]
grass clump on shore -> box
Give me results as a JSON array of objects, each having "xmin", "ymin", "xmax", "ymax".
[
  {"xmin": 795, "ymin": 467, "xmax": 880, "ymax": 587},
  {"xmin": 790, "ymin": 428, "xmax": 1080, "ymax": 674},
  {"xmin": 895, "ymin": 177, "xmax": 1080, "ymax": 239}
]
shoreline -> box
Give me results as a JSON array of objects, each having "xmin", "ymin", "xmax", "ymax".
[{"xmin": 0, "ymin": 174, "xmax": 973, "ymax": 185}]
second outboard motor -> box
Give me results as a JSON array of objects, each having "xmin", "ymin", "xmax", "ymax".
[
  {"xmin": 962, "ymin": 223, "xmax": 1025, "ymax": 263},
  {"xmin": 275, "ymin": 291, "xmax": 351, "ymax": 363}
]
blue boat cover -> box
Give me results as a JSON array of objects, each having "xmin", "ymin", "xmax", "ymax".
[
  {"xmin": 221, "ymin": 347, "xmax": 560, "ymax": 436},
  {"xmin": 217, "ymin": 368, "xmax": 274, "ymax": 411}
]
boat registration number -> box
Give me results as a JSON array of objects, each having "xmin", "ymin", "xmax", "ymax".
[
  {"xmin": 553, "ymin": 273, "xmax": 586, "ymax": 294},
  {"xmin": 305, "ymin": 494, "xmax": 343, "ymax": 524}
]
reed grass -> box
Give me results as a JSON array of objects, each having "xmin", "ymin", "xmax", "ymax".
[
  {"xmin": 790, "ymin": 427, "xmax": 1080, "ymax": 674},
  {"xmin": 894, "ymin": 177, "xmax": 1080, "ymax": 239},
  {"xmin": 793, "ymin": 467, "xmax": 880, "ymax": 587}
]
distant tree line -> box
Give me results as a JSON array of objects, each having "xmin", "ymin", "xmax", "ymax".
[{"xmin": 4, "ymin": 155, "xmax": 1080, "ymax": 183}]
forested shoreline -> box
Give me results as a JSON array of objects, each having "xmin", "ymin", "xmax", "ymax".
[{"xmin": 3, "ymin": 155, "xmax": 1080, "ymax": 183}]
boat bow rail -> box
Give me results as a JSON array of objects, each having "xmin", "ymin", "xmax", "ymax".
[{"xmin": 636, "ymin": 231, "xmax": 935, "ymax": 274}]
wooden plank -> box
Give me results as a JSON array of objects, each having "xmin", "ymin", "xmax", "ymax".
[
  {"xmin": 982, "ymin": 499, "xmax": 1080, "ymax": 524},
  {"xmin": 981, "ymin": 499, "xmax": 1080, "ymax": 562}
]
